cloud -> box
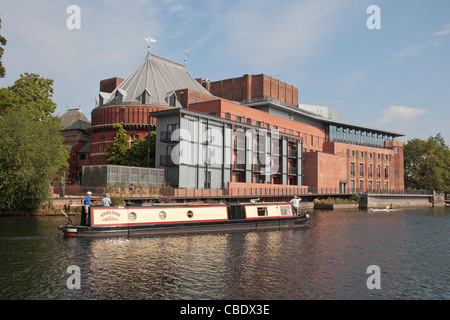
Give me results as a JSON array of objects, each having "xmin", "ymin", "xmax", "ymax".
[
  {"xmin": 377, "ymin": 105, "xmax": 429, "ymax": 125},
  {"xmin": 390, "ymin": 24, "xmax": 450, "ymax": 63},
  {"xmin": 433, "ymin": 24, "xmax": 450, "ymax": 37}
]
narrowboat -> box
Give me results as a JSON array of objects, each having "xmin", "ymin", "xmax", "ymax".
[{"xmin": 58, "ymin": 202, "xmax": 310, "ymax": 238}]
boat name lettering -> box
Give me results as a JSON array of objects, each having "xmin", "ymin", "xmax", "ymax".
[{"xmin": 101, "ymin": 211, "xmax": 120, "ymax": 221}]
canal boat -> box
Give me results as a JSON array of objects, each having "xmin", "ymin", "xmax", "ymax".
[{"xmin": 58, "ymin": 202, "xmax": 310, "ymax": 238}]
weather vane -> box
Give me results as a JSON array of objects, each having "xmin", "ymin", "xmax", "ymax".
[{"xmin": 144, "ymin": 35, "xmax": 157, "ymax": 53}]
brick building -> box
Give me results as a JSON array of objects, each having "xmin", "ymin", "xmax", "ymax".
[
  {"xmin": 88, "ymin": 52, "xmax": 213, "ymax": 165},
  {"xmin": 69, "ymin": 51, "xmax": 404, "ymax": 194},
  {"xmin": 60, "ymin": 108, "xmax": 91, "ymax": 184}
]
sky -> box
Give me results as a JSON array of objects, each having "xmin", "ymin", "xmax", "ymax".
[{"xmin": 1, "ymin": 0, "xmax": 449, "ymax": 143}]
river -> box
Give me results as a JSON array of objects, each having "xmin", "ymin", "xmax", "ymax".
[{"xmin": 0, "ymin": 207, "xmax": 448, "ymax": 300}]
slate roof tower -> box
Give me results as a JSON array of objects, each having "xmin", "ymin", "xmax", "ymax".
[{"xmin": 89, "ymin": 51, "xmax": 213, "ymax": 165}]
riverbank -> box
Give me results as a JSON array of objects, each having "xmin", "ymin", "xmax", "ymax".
[{"xmin": 1, "ymin": 190, "xmax": 445, "ymax": 216}]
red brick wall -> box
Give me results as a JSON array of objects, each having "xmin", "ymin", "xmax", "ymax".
[
  {"xmin": 92, "ymin": 105, "xmax": 169, "ymax": 126},
  {"xmin": 308, "ymin": 141, "xmax": 405, "ymax": 192},
  {"xmin": 206, "ymin": 74, "xmax": 298, "ymax": 106},
  {"xmin": 100, "ymin": 77, "xmax": 124, "ymax": 93},
  {"xmin": 175, "ymin": 89, "xmax": 216, "ymax": 108},
  {"xmin": 89, "ymin": 105, "xmax": 171, "ymax": 165},
  {"xmin": 188, "ymin": 99, "xmax": 324, "ymax": 152}
]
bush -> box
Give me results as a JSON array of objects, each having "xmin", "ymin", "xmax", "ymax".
[{"xmin": 313, "ymin": 197, "xmax": 357, "ymax": 205}]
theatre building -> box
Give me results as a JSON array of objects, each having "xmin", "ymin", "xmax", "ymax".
[
  {"xmin": 76, "ymin": 51, "xmax": 405, "ymax": 194},
  {"xmin": 152, "ymin": 73, "xmax": 404, "ymax": 193}
]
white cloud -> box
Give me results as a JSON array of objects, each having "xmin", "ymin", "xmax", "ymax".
[
  {"xmin": 390, "ymin": 24, "xmax": 450, "ymax": 63},
  {"xmin": 377, "ymin": 105, "xmax": 429, "ymax": 125},
  {"xmin": 433, "ymin": 24, "xmax": 450, "ymax": 37}
]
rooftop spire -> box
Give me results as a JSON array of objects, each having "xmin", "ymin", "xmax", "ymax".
[{"xmin": 144, "ymin": 35, "xmax": 157, "ymax": 54}]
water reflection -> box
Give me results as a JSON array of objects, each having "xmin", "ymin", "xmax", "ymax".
[{"xmin": 0, "ymin": 208, "xmax": 449, "ymax": 300}]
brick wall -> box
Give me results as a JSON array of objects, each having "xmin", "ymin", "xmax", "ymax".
[
  {"xmin": 205, "ymin": 74, "xmax": 298, "ymax": 106},
  {"xmin": 100, "ymin": 77, "xmax": 124, "ymax": 93},
  {"xmin": 187, "ymin": 98, "xmax": 325, "ymax": 152}
]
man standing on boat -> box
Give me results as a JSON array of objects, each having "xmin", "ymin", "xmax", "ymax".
[
  {"xmin": 290, "ymin": 196, "xmax": 301, "ymax": 216},
  {"xmin": 81, "ymin": 191, "xmax": 93, "ymax": 226}
]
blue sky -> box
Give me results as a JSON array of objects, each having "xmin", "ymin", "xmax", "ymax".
[{"xmin": 1, "ymin": 0, "xmax": 449, "ymax": 143}]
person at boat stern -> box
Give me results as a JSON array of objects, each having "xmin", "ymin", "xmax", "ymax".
[
  {"xmin": 102, "ymin": 193, "xmax": 111, "ymax": 207},
  {"xmin": 81, "ymin": 191, "xmax": 93, "ymax": 226},
  {"xmin": 290, "ymin": 196, "xmax": 302, "ymax": 216}
]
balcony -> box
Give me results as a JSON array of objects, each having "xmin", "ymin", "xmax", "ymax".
[
  {"xmin": 288, "ymin": 149, "xmax": 297, "ymax": 158},
  {"xmin": 233, "ymin": 163, "xmax": 246, "ymax": 171},
  {"xmin": 161, "ymin": 131, "xmax": 180, "ymax": 142},
  {"xmin": 160, "ymin": 155, "xmax": 175, "ymax": 166},
  {"xmin": 288, "ymin": 166, "xmax": 297, "ymax": 175}
]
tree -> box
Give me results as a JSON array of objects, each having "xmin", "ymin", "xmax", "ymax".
[
  {"xmin": 105, "ymin": 123, "xmax": 129, "ymax": 165},
  {"xmin": 8, "ymin": 73, "xmax": 57, "ymax": 120},
  {"xmin": 404, "ymin": 133, "xmax": 450, "ymax": 193},
  {"xmin": 125, "ymin": 131, "xmax": 156, "ymax": 168},
  {"xmin": 0, "ymin": 18, "xmax": 6, "ymax": 78},
  {"xmin": 105, "ymin": 123, "xmax": 156, "ymax": 167},
  {"xmin": 0, "ymin": 108, "xmax": 69, "ymax": 212},
  {"xmin": 0, "ymin": 72, "xmax": 69, "ymax": 212}
]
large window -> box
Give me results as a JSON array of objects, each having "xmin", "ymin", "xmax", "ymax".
[{"xmin": 329, "ymin": 125, "xmax": 394, "ymax": 148}]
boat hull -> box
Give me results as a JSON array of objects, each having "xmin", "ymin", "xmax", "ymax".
[{"xmin": 60, "ymin": 216, "xmax": 309, "ymax": 238}]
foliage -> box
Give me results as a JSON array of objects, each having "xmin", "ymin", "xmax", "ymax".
[
  {"xmin": 0, "ymin": 73, "xmax": 57, "ymax": 122},
  {"xmin": 8, "ymin": 73, "xmax": 57, "ymax": 120},
  {"xmin": 105, "ymin": 123, "xmax": 129, "ymax": 165},
  {"xmin": 124, "ymin": 131, "xmax": 156, "ymax": 167},
  {"xmin": 404, "ymin": 133, "xmax": 450, "ymax": 193},
  {"xmin": 0, "ymin": 18, "xmax": 6, "ymax": 78},
  {"xmin": 106, "ymin": 123, "xmax": 156, "ymax": 167},
  {"xmin": 313, "ymin": 197, "xmax": 357, "ymax": 205},
  {"xmin": 0, "ymin": 108, "xmax": 69, "ymax": 212}
]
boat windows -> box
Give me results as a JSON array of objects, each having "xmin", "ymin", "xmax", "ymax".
[
  {"xmin": 257, "ymin": 207, "xmax": 268, "ymax": 217},
  {"xmin": 281, "ymin": 206, "xmax": 291, "ymax": 216},
  {"xmin": 187, "ymin": 210, "xmax": 194, "ymax": 219},
  {"xmin": 159, "ymin": 211, "xmax": 167, "ymax": 220},
  {"xmin": 129, "ymin": 212, "xmax": 137, "ymax": 221}
]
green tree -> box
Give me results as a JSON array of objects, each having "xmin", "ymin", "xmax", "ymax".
[
  {"xmin": 125, "ymin": 131, "xmax": 156, "ymax": 167},
  {"xmin": 105, "ymin": 123, "xmax": 156, "ymax": 167},
  {"xmin": 0, "ymin": 108, "xmax": 69, "ymax": 212},
  {"xmin": 105, "ymin": 123, "xmax": 129, "ymax": 165},
  {"xmin": 404, "ymin": 133, "xmax": 450, "ymax": 193},
  {"xmin": 8, "ymin": 73, "xmax": 57, "ymax": 120},
  {"xmin": 0, "ymin": 18, "xmax": 7, "ymax": 78}
]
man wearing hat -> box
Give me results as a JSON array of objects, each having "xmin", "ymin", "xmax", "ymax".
[{"xmin": 81, "ymin": 191, "xmax": 93, "ymax": 226}]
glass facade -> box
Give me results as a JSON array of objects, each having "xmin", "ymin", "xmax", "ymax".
[{"xmin": 328, "ymin": 125, "xmax": 394, "ymax": 148}]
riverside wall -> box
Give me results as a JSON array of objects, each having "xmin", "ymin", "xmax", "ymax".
[{"xmin": 359, "ymin": 192, "xmax": 446, "ymax": 209}]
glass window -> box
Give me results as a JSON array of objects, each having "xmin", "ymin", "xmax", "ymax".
[{"xmin": 257, "ymin": 207, "xmax": 268, "ymax": 217}]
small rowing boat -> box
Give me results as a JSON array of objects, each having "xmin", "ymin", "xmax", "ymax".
[
  {"xmin": 58, "ymin": 202, "xmax": 310, "ymax": 238},
  {"xmin": 369, "ymin": 208, "xmax": 404, "ymax": 212}
]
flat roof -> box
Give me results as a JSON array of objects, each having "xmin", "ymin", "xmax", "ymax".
[{"xmin": 246, "ymin": 100, "xmax": 405, "ymax": 137}]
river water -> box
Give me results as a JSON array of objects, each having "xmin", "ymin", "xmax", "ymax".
[{"xmin": 0, "ymin": 207, "xmax": 448, "ymax": 300}]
